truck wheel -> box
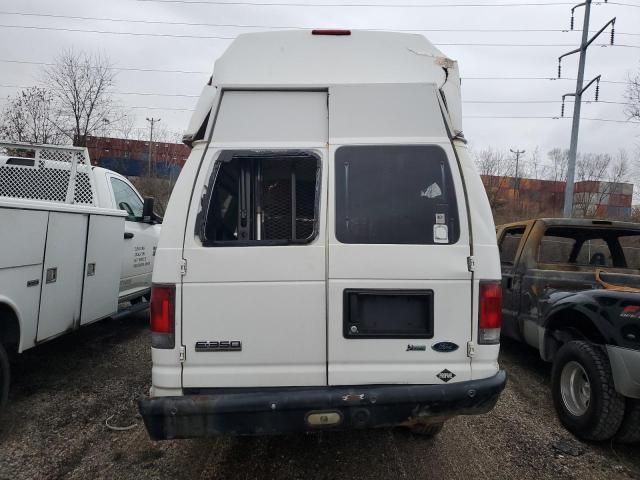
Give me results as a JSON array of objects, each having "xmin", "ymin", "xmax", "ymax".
[
  {"xmin": 0, "ymin": 343, "xmax": 9, "ymax": 410},
  {"xmin": 409, "ymin": 421, "xmax": 444, "ymax": 437},
  {"xmin": 551, "ymin": 341, "xmax": 625, "ymax": 441},
  {"xmin": 615, "ymin": 399, "xmax": 640, "ymax": 444}
]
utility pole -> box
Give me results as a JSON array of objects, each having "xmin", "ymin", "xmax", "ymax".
[
  {"xmin": 510, "ymin": 148, "xmax": 525, "ymax": 206},
  {"xmin": 558, "ymin": 0, "xmax": 615, "ymax": 217},
  {"xmin": 146, "ymin": 117, "xmax": 161, "ymax": 177}
]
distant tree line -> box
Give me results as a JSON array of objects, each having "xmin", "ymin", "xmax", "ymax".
[{"xmin": 472, "ymin": 146, "xmax": 638, "ymax": 223}]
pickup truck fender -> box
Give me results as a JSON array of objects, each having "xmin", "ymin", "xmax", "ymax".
[{"xmin": 539, "ymin": 292, "xmax": 607, "ymax": 362}]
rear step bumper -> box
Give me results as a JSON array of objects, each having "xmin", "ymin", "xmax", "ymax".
[{"xmin": 138, "ymin": 370, "xmax": 506, "ymax": 439}]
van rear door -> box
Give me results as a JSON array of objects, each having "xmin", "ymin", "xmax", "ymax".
[
  {"xmin": 327, "ymin": 84, "xmax": 473, "ymax": 385},
  {"xmin": 181, "ymin": 91, "xmax": 328, "ymax": 388}
]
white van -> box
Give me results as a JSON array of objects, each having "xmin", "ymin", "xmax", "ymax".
[{"xmin": 139, "ymin": 30, "xmax": 506, "ymax": 439}]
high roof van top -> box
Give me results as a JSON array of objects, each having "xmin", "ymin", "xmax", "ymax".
[
  {"xmin": 185, "ymin": 30, "xmax": 463, "ymax": 143},
  {"xmin": 140, "ymin": 30, "xmax": 506, "ymax": 440}
]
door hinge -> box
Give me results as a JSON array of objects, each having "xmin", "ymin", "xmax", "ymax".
[
  {"xmin": 179, "ymin": 258, "xmax": 187, "ymax": 276},
  {"xmin": 467, "ymin": 256, "xmax": 476, "ymax": 272},
  {"xmin": 467, "ymin": 341, "xmax": 476, "ymax": 357},
  {"xmin": 179, "ymin": 345, "xmax": 186, "ymax": 362}
]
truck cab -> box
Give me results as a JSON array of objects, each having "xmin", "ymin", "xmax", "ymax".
[
  {"xmin": 93, "ymin": 167, "xmax": 160, "ymax": 301},
  {"xmin": 140, "ymin": 30, "xmax": 505, "ymax": 439}
]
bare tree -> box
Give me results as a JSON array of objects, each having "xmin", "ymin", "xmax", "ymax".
[
  {"xmin": 0, "ymin": 87, "xmax": 64, "ymax": 144},
  {"xmin": 473, "ymin": 147, "xmax": 515, "ymax": 212},
  {"xmin": 115, "ymin": 114, "xmax": 140, "ymax": 141},
  {"xmin": 544, "ymin": 148, "xmax": 569, "ymax": 182},
  {"xmin": 45, "ymin": 49, "xmax": 119, "ymax": 147},
  {"xmin": 625, "ymin": 67, "xmax": 640, "ymax": 121},
  {"xmin": 529, "ymin": 146, "xmax": 542, "ymax": 180},
  {"xmin": 573, "ymin": 150, "xmax": 630, "ymax": 218}
]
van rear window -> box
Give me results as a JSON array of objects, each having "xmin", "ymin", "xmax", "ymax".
[
  {"xmin": 334, "ymin": 145, "xmax": 459, "ymax": 245},
  {"xmin": 201, "ymin": 151, "xmax": 320, "ymax": 245}
]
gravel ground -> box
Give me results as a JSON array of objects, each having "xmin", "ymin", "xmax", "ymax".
[{"xmin": 0, "ymin": 311, "xmax": 638, "ymax": 480}]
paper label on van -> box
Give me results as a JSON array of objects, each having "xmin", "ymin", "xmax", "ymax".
[
  {"xmin": 421, "ymin": 182, "xmax": 441, "ymax": 199},
  {"xmin": 433, "ymin": 224, "xmax": 449, "ymax": 244}
]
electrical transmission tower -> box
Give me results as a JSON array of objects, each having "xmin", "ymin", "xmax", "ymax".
[{"xmin": 557, "ymin": 0, "xmax": 615, "ymax": 217}]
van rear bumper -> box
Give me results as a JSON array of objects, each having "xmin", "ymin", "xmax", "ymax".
[{"xmin": 138, "ymin": 370, "xmax": 506, "ymax": 439}]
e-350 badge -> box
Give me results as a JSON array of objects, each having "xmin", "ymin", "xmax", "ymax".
[{"xmin": 195, "ymin": 341, "xmax": 242, "ymax": 352}]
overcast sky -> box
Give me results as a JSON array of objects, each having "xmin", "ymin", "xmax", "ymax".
[{"xmin": 2, "ymin": 0, "xmax": 640, "ymax": 165}]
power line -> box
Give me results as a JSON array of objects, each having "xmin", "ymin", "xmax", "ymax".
[
  {"xmin": 0, "ymin": 83, "xmax": 199, "ymax": 97},
  {"xmin": 465, "ymin": 99, "xmax": 625, "ymax": 104},
  {"xmin": 0, "ymin": 60, "xmax": 633, "ymax": 84},
  {"xmin": 0, "ymin": 83, "xmax": 630, "ymax": 106},
  {"xmin": 134, "ymin": 0, "xmax": 640, "ymax": 8},
  {"xmin": 0, "ymin": 23, "xmax": 235, "ymax": 39},
  {"xmin": 1, "ymin": 10, "xmax": 639, "ymax": 36},
  {"xmin": 0, "ymin": 86, "xmax": 632, "ymax": 122},
  {"xmin": 0, "ymin": 58, "xmax": 210, "ymax": 74},
  {"xmin": 463, "ymin": 76, "xmax": 627, "ymax": 84},
  {"xmin": 3, "ymin": 23, "xmax": 639, "ymax": 48},
  {"xmin": 608, "ymin": 1, "xmax": 640, "ymax": 7},
  {"xmin": 0, "ymin": 83, "xmax": 628, "ymax": 104},
  {"xmin": 464, "ymin": 115, "xmax": 638, "ymax": 123},
  {"xmin": 133, "ymin": 0, "xmax": 594, "ymax": 7}
]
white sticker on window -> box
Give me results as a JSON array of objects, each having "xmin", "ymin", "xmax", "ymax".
[
  {"xmin": 421, "ymin": 182, "xmax": 442, "ymax": 199},
  {"xmin": 434, "ymin": 224, "xmax": 449, "ymax": 244}
]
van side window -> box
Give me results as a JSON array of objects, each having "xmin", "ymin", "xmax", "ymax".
[
  {"xmin": 110, "ymin": 177, "xmax": 143, "ymax": 221},
  {"xmin": 334, "ymin": 145, "xmax": 459, "ymax": 245},
  {"xmin": 201, "ymin": 152, "xmax": 319, "ymax": 245},
  {"xmin": 499, "ymin": 228, "xmax": 525, "ymax": 265}
]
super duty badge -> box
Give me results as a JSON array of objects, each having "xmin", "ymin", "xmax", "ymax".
[
  {"xmin": 436, "ymin": 369, "xmax": 456, "ymax": 383},
  {"xmin": 195, "ymin": 341, "xmax": 242, "ymax": 352}
]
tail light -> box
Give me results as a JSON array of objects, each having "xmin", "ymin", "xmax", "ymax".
[
  {"xmin": 478, "ymin": 281, "xmax": 502, "ymax": 345},
  {"xmin": 150, "ymin": 284, "xmax": 175, "ymax": 349}
]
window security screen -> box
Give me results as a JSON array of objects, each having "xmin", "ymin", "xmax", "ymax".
[{"xmin": 203, "ymin": 152, "xmax": 319, "ymax": 245}]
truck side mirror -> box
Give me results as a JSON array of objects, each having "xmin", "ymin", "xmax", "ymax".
[{"xmin": 143, "ymin": 197, "xmax": 156, "ymax": 223}]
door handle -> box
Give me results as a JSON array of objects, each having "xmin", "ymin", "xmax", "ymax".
[
  {"xmin": 506, "ymin": 277, "xmax": 513, "ymax": 289},
  {"xmin": 124, "ymin": 232, "xmax": 134, "ymax": 239}
]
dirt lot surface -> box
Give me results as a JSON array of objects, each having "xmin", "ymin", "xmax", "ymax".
[{"xmin": 0, "ymin": 311, "xmax": 638, "ymax": 480}]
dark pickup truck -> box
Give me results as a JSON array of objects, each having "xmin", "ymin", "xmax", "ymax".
[{"xmin": 497, "ymin": 218, "xmax": 640, "ymax": 443}]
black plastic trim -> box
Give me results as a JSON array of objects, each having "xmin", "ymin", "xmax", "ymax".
[
  {"xmin": 343, "ymin": 289, "xmax": 435, "ymax": 339},
  {"xmin": 139, "ymin": 371, "xmax": 506, "ymax": 439}
]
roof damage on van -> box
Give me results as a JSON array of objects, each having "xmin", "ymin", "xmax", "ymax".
[{"xmin": 184, "ymin": 30, "xmax": 463, "ymax": 144}]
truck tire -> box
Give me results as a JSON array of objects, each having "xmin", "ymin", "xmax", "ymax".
[
  {"xmin": 0, "ymin": 342, "xmax": 9, "ymax": 410},
  {"xmin": 409, "ymin": 421, "xmax": 444, "ymax": 437},
  {"xmin": 615, "ymin": 399, "xmax": 640, "ymax": 444},
  {"xmin": 551, "ymin": 341, "xmax": 625, "ymax": 441}
]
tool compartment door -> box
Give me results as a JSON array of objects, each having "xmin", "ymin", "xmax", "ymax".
[
  {"xmin": 81, "ymin": 213, "xmax": 125, "ymax": 325},
  {"xmin": 327, "ymin": 83, "xmax": 473, "ymax": 385},
  {"xmin": 37, "ymin": 211, "xmax": 88, "ymax": 341},
  {"xmin": 181, "ymin": 90, "xmax": 328, "ymax": 388}
]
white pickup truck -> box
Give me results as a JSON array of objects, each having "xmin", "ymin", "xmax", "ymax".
[{"xmin": 0, "ymin": 142, "xmax": 161, "ymax": 407}]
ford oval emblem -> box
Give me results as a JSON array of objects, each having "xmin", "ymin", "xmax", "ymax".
[{"xmin": 432, "ymin": 342, "xmax": 459, "ymax": 353}]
